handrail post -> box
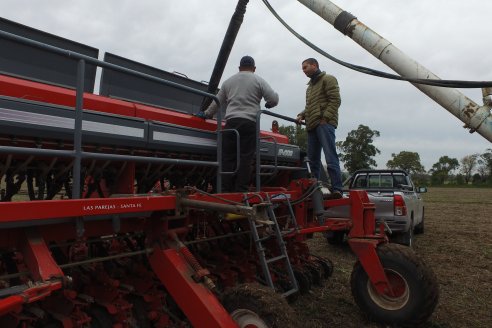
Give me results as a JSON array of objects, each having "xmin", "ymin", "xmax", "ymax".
[
  {"xmin": 255, "ymin": 111, "xmax": 262, "ymax": 192},
  {"xmin": 255, "ymin": 110, "xmax": 305, "ymax": 192},
  {"xmin": 72, "ymin": 59, "xmax": 85, "ymax": 200},
  {"xmin": 216, "ymin": 100, "xmax": 223, "ymax": 193},
  {"xmin": 73, "ymin": 59, "xmax": 85, "ymax": 237}
]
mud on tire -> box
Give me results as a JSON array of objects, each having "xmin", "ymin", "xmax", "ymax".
[
  {"xmin": 221, "ymin": 283, "xmax": 299, "ymax": 328},
  {"xmin": 350, "ymin": 243, "xmax": 439, "ymax": 327}
]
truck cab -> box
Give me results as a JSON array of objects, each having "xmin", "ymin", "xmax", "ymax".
[{"xmin": 327, "ymin": 169, "xmax": 427, "ymax": 246}]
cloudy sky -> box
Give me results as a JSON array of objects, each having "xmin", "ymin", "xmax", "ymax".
[{"xmin": 1, "ymin": 0, "xmax": 491, "ymax": 170}]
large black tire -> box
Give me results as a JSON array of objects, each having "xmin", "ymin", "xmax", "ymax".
[
  {"xmin": 312, "ymin": 256, "xmax": 334, "ymax": 278},
  {"xmin": 222, "ymin": 283, "xmax": 299, "ymax": 328},
  {"xmin": 414, "ymin": 208, "xmax": 425, "ymax": 234},
  {"xmin": 304, "ymin": 262, "xmax": 323, "ymax": 286},
  {"xmin": 293, "ymin": 268, "xmax": 312, "ymax": 294},
  {"xmin": 350, "ymin": 243, "xmax": 439, "ymax": 327}
]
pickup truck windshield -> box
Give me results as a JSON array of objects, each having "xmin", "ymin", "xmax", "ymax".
[{"xmin": 353, "ymin": 173, "xmax": 409, "ymax": 189}]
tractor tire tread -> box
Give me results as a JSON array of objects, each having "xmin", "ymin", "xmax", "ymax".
[{"xmin": 350, "ymin": 243, "xmax": 439, "ymax": 327}]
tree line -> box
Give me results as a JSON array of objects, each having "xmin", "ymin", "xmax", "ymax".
[{"xmin": 278, "ymin": 124, "xmax": 492, "ymax": 187}]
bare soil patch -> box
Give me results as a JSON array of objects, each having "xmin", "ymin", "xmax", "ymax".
[{"xmin": 292, "ymin": 187, "xmax": 492, "ymax": 328}]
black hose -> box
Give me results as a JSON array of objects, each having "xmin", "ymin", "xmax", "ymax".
[{"xmin": 261, "ymin": 0, "xmax": 492, "ymax": 88}]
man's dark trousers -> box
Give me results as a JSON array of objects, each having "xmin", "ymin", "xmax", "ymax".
[{"xmin": 221, "ymin": 117, "xmax": 256, "ymax": 192}]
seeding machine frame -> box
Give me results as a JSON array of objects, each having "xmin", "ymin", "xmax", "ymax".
[{"xmin": 0, "ymin": 11, "xmax": 439, "ymax": 328}]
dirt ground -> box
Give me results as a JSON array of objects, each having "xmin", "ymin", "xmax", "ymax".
[{"xmin": 292, "ymin": 188, "xmax": 492, "ymax": 328}]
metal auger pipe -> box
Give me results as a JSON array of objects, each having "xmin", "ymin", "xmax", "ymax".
[{"xmin": 297, "ymin": 0, "xmax": 492, "ymax": 142}]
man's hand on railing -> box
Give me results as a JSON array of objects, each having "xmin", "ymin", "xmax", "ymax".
[{"xmin": 194, "ymin": 111, "xmax": 208, "ymax": 119}]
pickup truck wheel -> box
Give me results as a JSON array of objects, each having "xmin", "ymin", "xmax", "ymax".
[
  {"xmin": 222, "ymin": 283, "xmax": 298, "ymax": 328},
  {"xmin": 402, "ymin": 227, "xmax": 413, "ymax": 247},
  {"xmin": 414, "ymin": 209, "xmax": 425, "ymax": 234},
  {"xmin": 350, "ymin": 243, "xmax": 439, "ymax": 327},
  {"xmin": 391, "ymin": 219, "xmax": 413, "ymax": 247}
]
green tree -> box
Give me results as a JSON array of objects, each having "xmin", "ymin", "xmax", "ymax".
[
  {"xmin": 477, "ymin": 148, "xmax": 492, "ymax": 184},
  {"xmin": 472, "ymin": 173, "xmax": 482, "ymax": 185},
  {"xmin": 429, "ymin": 156, "xmax": 459, "ymax": 185},
  {"xmin": 412, "ymin": 172, "xmax": 430, "ymax": 187},
  {"xmin": 460, "ymin": 154, "xmax": 478, "ymax": 184},
  {"xmin": 386, "ymin": 151, "xmax": 425, "ymax": 175},
  {"xmin": 336, "ymin": 124, "xmax": 380, "ymax": 174},
  {"xmin": 278, "ymin": 124, "xmax": 307, "ymax": 152}
]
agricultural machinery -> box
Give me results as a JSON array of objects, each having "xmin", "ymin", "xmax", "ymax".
[{"xmin": 6, "ymin": 0, "xmax": 490, "ymax": 326}]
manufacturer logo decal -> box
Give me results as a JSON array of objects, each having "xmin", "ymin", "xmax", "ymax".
[{"xmin": 278, "ymin": 148, "xmax": 294, "ymax": 157}]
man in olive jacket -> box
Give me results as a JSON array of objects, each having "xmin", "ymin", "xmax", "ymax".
[{"xmin": 297, "ymin": 58, "xmax": 343, "ymax": 196}]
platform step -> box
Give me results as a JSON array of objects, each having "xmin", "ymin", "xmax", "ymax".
[{"xmin": 266, "ymin": 254, "xmax": 287, "ymax": 264}]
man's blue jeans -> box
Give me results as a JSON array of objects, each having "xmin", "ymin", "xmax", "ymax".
[{"xmin": 307, "ymin": 123, "xmax": 343, "ymax": 192}]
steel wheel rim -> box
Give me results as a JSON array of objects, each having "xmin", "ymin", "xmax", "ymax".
[
  {"xmin": 230, "ymin": 309, "xmax": 269, "ymax": 328},
  {"xmin": 367, "ymin": 268, "xmax": 410, "ymax": 310}
]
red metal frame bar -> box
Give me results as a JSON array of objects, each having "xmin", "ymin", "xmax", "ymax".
[
  {"xmin": 0, "ymin": 74, "xmax": 289, "ymax": 143},
  {"xmin": 0, "ymin": 295, "xmax": 23, "ymax": 317},
  {"xmin": 347, "ymin": 190, "xmax": 394, "ymax": 296},
  {"xmin": 21, "ymin": 281, "xmax": 63, "ymax": 304},
  {"xmin": 293, "ymin": 218, "xmax": 351, "ymax": 235},
  {"xmin": 348, "ymin": 239, "xmax": 396, "ymax": 296},
  {"xmin": 0, "ymin": 228, "xmax": 65, "ymax": 317},
  {"xmin": 348, "ymin": 190, "xmax": 377, "ymax": 238},
  {"xmin": 148, "ymin": 247, "xmax": 238, "ymax": 328},
  {"xmin": 0, "ymin": 195, "xmax": 176, "ymax": 223},
  {"xmin": 0, "ymin": 188, "xmax": 304, "ymax": 225},
  {"xmin": 22, "ymin": 228, "xmax": 64, "ymax": 281},
  {"xmin": 0, "ymin": 281, "xmax": 63, "ymax": 317}
]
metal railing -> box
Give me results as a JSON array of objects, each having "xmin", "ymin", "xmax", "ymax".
[
  {"xmin": 0, "ymin": 31, "xmax": 307, "ymax": 197},
  {"xmin": 255, "ymin": 110, "xmax": 306, "ymax": 191},
  {"xmin": 0, "ymin": 29, "xmax": 228, "ymax": 194}
]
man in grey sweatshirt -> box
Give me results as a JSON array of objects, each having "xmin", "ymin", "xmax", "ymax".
[{"xmin": 203, "ymin": 55, "xmax": 279, "ymax": 192}]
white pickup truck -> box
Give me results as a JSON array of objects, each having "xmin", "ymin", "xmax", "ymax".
[{"xmin": 325, "ymin": 169, "xmax": 427, "ymax": 246}]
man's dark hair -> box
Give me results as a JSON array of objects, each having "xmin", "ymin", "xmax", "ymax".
[
  {"xmin": 302, "ymin": 58, "xmax": 319, "ymax": 68},
  {"xmin": 240, "ymin": 55, "xmax": 255, "ymax": 68}
]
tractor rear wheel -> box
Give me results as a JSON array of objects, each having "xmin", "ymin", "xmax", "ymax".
[
  {"xmin": 350, "ymin": 243, "xmax": 439, "ymax": 327},
  {"xmin": 222, "ymin": 283, "xmax": 298, "ymax": 328}
]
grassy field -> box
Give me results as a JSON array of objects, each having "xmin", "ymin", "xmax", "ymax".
[{"xmin": 292, "ymin": 188, "xmax": 492, "ymax": 328}]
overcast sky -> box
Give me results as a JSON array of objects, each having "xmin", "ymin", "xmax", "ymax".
[{"xmin": 1, "ymin": 0, "xmax": 491, "ymax": 171}]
